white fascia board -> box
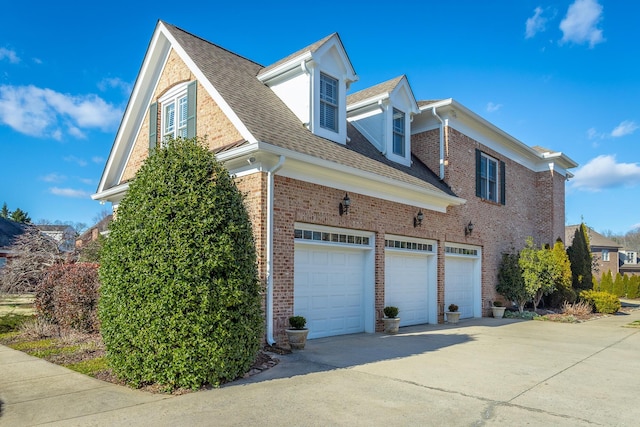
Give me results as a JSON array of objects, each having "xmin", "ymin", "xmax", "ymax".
[
  {"xmin": 92, "ymin": 182, "xmax": 129, "ymax": 203},
  {"xmin": 257, "ymin": 52, "xmax": 313, "ymax": 83},
  {"xmin": 223, "ymin": 142, "xmax": 464, "ymax": 212},
  {"xmin": 160, "ymin": 24, "xmax": 257, "ymax": 144},
  {"xmin": 418, "ymin": 99, "xmax": 577, "ymax": 176},
  {"xmin": 346, "ymin": 93, "xmax": 389, "ymax": 113}
]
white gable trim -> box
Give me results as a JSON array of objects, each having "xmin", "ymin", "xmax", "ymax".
[{"xmin": 95, "ymin": 22, "xmax": 257, "ymax": 197}]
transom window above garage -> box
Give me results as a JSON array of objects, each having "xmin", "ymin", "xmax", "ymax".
[
  {"xmin": 295, "ymin": 228, "xmax": 370, "ymax": 246},
  {"xmin": 385, "ymin": 239, "xmax": 433, "ymax": 252},
  {"xmin": 445, "ymin": 246, "xmax": 478, "ymax": 256}
]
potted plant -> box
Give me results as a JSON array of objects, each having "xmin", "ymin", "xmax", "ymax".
[
  {"xmin": 382, "ymin": 306, "xmax": 400, "ymax": 334},
  {"xmin": 491, "ymin": 301, "xmax": 506, "ymax": 318},
  {"xmin": 445, "ymin": 303, "xmax": 460, "ymax": 324},
  {"xmin": 285, "ymin": 315, "xmax": 309, "ymax": 350}
]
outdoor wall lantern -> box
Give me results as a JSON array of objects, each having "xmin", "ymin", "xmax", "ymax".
[
  {"xmin": 414, "ymin": 210, "xmax": 424, "ymax": 227},
  {"xmin": 465, "ymin": 221, "xmax": 474, "ymax": 236},
  {"xmin": 339, "ymin": 193, "xmax": 351, "ymax": 216}
]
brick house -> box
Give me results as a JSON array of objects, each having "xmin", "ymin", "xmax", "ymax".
[
  {"xmin": 93, "ymin": 21, "xmax": 577, "ymax": 344},
  {"xmin": 565, "ymin": 225, "xmax": 623, "ymax": 281}
]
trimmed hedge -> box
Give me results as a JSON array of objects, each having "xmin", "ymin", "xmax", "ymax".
[
  {"xmin": 99, "ymin": 137, "xmax": 262, "ymax": 390},
  {"xmin": 579, "ymin": 290, "xmax": 621, "ymax": 314},
  {"xmin": 35, "ymin": 263, "xmax": 100, "ymax": 332}
]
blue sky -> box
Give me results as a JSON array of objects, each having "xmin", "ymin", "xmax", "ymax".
[{"xmin": 1, "ymin": 0, "xmax": 638, "ymax": 234}]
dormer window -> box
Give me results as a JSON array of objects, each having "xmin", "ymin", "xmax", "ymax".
[
  {"xmin": 392, "ymin": 108, "xmax": 405, "ymax": 156},
  {"xmin": 320, "ymin": 73, "xmax": 339, "ymax": 132}
]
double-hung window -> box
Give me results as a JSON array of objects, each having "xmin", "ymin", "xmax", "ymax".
[
  {"xmin": 320, "ymin": 73, "xmax": 338, "ymax": 132},
  {"xmin": 149, "ymin": 81, "xmax": 197, "ymax": 151},
  {"xmin": 602, "ymin": 250, "xmax": 610, "ymax": 262},
  {"xmin": 476, "ymin": 149, "xmax": 505, "ymax": 204},
  {"xmin": 392, "ymin": 108, "xmax": 405, "ymax": 156},
  {"xmin": 163, "ymin": 95, "xmax": 188, "ymax": 140}
]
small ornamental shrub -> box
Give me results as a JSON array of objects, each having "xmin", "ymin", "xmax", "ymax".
[
  {"xmin": 579, "ymin": 290, "xmax": 621, "ymax": 314},
  {"xmin": 492, "ymin": 301, "xmax": 504, "ymax": 307},
  {"xmin": 288, "ymin": 316, "xmax": 306, "ymax": 329},
  {"xmin": 561, "ymin": 300, "xmax": 592, "ymax": 317},
  {"xmin": 448, "ymin": 304, "xmax": 459, "ymax": 312},
  {"xmin": 99, "ymin": 137, "xmax": 263, "ymax": 390},
  {"xmin": 497, "ymin": 251, "xmax": 529, "ymax": 313},
  {"xmin": 383, "ymin": 306, "xmax": 399, "ymax": 318},
  {"xmin": 35, "ymin": 263, "xmax": 100, "ymax": 333}
]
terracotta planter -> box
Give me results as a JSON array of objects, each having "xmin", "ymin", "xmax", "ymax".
[
  {"xmin": 382, "ymin": 317, "xmax": 400, "ymax": 334},
  {"xmin": 492, "ymin": 306, "xmax": 506, "ymax": 318},
  {"xmin": 285, "ymin": 328, "xmax": 309, "ymax": 350},
  {"xmin": 445, "ymin": 311, "xmax": 460, "ymax": 324}
]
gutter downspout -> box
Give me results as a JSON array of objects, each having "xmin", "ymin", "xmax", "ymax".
[
  {"xmin": 432, "ymin": 106, "xmax": 445, "ymax": 180},
  {"xmin": 266, "ymin": 155, "xmax": 285, "ymax": 345}
]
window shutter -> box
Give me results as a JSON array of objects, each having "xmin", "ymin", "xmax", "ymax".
[
  {"xmin": 186, "ymin": 81, "xmax": 197, "ymax": 138},
  {"xmin": 475, "ymin": 149, "xmax": 482, "ymax": 197},
  {"xmin": 500, "ymin": 160, "xmax": 506, "ymax": 205},
  {"xmin": 149, "ymin": 102, "xmax": 158, "ymax": 152}
]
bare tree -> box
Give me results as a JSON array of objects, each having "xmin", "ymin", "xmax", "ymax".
[{"xmin": 0, "ymin": 227, "xmax": 68, "ymax": 293}]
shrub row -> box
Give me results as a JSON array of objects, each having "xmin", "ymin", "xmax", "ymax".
[
  {"xmin": 579, "ymin": 290, "xmax": 621, "ymax": 314},
  {"xmin": 596, "ymin": 271, "xmax": 640, "ymax": 299},
  {"xmin": 35, "ymin": 263, "xmax": 100, "ymax": 333}
]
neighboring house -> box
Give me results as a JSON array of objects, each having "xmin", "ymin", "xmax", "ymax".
[
  {"xmin": 93, "ymin": 21, "xmax": 577, "ymax": 344},
  {"xmin": 619, "ymin": 250, "xmax": 640, "ymax": 277},
  {"xmin": 565, "ymin": 225, "xmax": 623, "ymax": 281},
  {"xmin": 76, "ymin": 215, "xmax": 112, "ymax": 249},
  {"xmin": 0, "ymin": 217, "xmax": 26, "ymax": 268},
  {"xmin": 36, "ymin": 225, "xmax": 77, "ymax": 252}
]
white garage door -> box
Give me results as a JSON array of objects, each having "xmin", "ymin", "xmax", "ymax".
[
  {"xmin": 445, "ymin": 244, "xmax": 481, "ymax": 319},
  {"xmin": 384, "ymin": 236, "xmax": 437, "ymax": 326},
  {"xmin": 294, "ymin": 225, "xmax": 374, "ymax": 339}
]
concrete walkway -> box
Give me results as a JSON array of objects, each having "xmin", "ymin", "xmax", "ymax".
[{"xmin": 1, "ymin": 310, "xmax": 639, "ymax": 426}]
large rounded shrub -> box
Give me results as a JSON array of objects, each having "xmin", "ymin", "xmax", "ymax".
[{"xmin": 99, "ymin": 138, "xmax": 262, "ymax": 389}]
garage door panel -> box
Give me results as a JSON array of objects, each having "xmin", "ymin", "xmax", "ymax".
[
  {"xmin": 385, "ymin": 251, "xmax": 431, "ymax": 326},
  {"xmin": 295, "ymin": 245, "xmax": 366, "ymax": 339},
  {"xmin": 445, "ymin": 255, "xmax": 478, "ymax": 319}
]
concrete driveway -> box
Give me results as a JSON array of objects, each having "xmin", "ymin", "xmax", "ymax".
[{"xmin": 1, "ymin": 309, "xmax": 639, "ymax": 426}]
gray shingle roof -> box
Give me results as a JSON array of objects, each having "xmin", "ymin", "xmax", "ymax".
[
  {"xmin": 0, "ymin": 217, "xmax": 26, "ymax": 249},
  {"xmin": 347, "ymin": 76, "xmax": 404, "ymax": 106},
  {"xmin": 565, "ymin": 225, "xmax": 623, "ymax": 249},
  {"xmin": 163, "ymin": 23, "xmax": 455, "ymax": 197}
]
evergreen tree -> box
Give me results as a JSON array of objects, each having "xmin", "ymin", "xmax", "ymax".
[
  {"xmin": 600, "ymin": 270, "xmax": 614, "ymax": 294},
  {"xmin": 546, "ymin": 239, "xmax": 576, "ymax": 307},
  {"xmin": 99, "ymin": 137, "xmax": 262, "ymax": 390},
  {"xmin": 0, "ymin": 202, "xmax": 9, "ymax": 218},
  {"xmin": 497, "ymin": 251, "xmax": 528, "ymax": 313},
  {"xmin": 9, "ymin": 208, "xmax": 31, "ymax": 223},
  {"xmin": 612, "ymin": 273, "xmax": 625, "ymax": 297},
  {"xmin": 567, "ymin": 223, "xmax": 593, "ymax": 293}
]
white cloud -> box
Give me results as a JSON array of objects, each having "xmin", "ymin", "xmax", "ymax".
[
  {"xmin": 486, "ymin": 102, "xmax": 503, "ymax": 113},
  {"xmin": 41, "ymin": 173, "xmax": 66, "ymax": 183},
  {"xmin": 91, "ymin": 156, "xmax": 104, "ymax": 164},
  {"xmin": 98, "ymin": 77, "xmax": 133, "ymax": 96},
  {"xmin": 570, "ymin": 155, "xmax": 640, "ymax": 192},
  {"xmin": 560, "ymin": 0, "xmax": 604, "ymax": 48},
  {"xmin": 50, "ymin": 187, "xmax": 92, "ymax": 199},
  {"xmin": 526, "ymin": 7, "xmax": 547, "ymax": 39},
  {"xmin": 0, "ymin": 84, "xmax": 122, "ymax": 139},
  {"xmin": 611, "ymin": 120, "xmax": 638, "ymax": 138},
  {"xmin": 79, "ymin": 178, "xmax": 94, "ymax": 185},
  {"xmin": 0, "ymin": 48, "xmax": 20, "ymax": 64}
]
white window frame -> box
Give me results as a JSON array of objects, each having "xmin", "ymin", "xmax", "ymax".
[
  {"xmin": 320, "ymin": 73, "xmax": 338, "ymax": 132},
  {"xmin": 392, "ymin": 108, "xmax": 405, "ymax": 156},
  {"xmin": 479, "ymin": 153, "xmax": 499, "ymax": 203},
  {"xmin": 159, "ymin": 83, "xmax": 189, "ymax": 143},
  {"xmin": 602, "ymin": 249, "xmax": 610, "ymax": 262}
]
